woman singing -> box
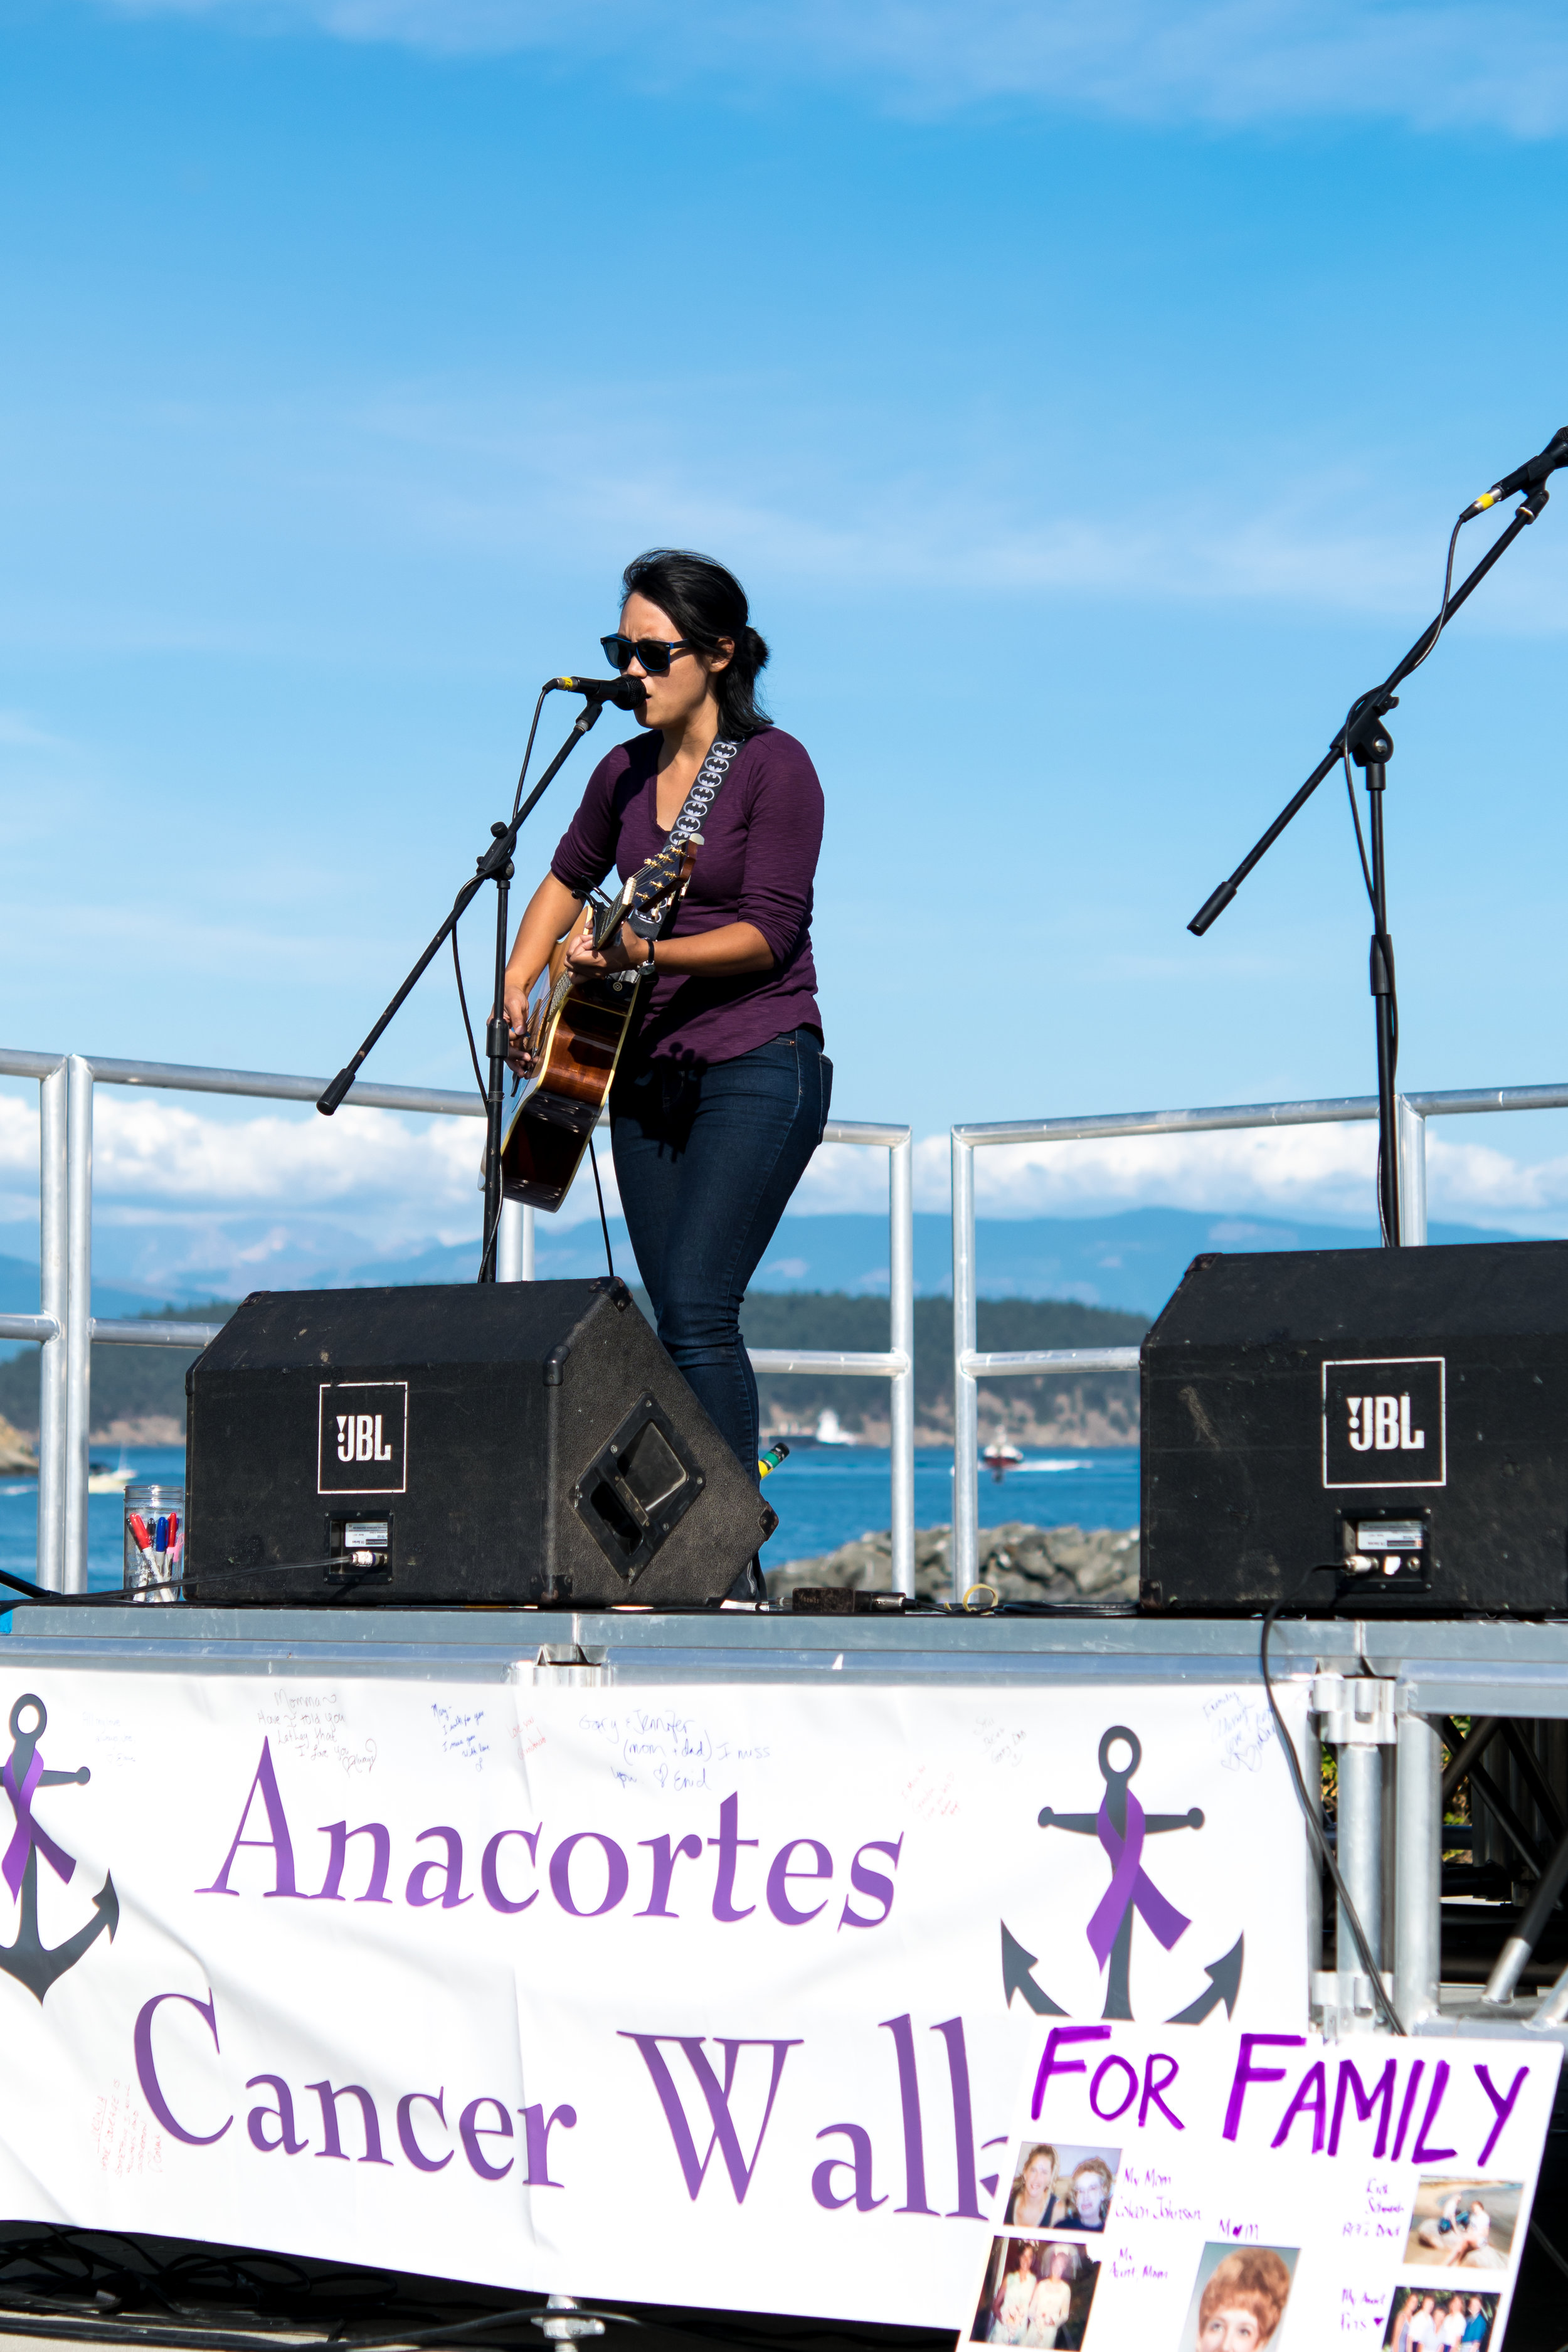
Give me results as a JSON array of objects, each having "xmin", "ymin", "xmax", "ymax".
[{"xmin": 503, "ymin": 550, "xmax": 830, "ymax": 1594}]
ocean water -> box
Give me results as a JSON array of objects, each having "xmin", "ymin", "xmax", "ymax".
[
  {"xmin": 761, "ymin": 1444, "xmax": 1139, "ymax": 1565},
  {"xmin": 0, "ymin": 1442, "xmax": 1138, "ymax": 1591}
]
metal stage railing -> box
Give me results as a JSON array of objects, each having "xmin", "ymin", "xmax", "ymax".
[
  {"xmin": 0, "ymin": 1050, "xmax": 914, "ymax": 1594},
  {"xmin": 950, "ymin": 1079, "xmax": 1568, "ymax": 1599}
]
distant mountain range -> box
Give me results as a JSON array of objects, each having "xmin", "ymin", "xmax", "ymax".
[
  {"xmin": 0, "ymin": 1260, "xmax": 182, "ymax": 1324},
  {"xmin": 0, "ymin": 1204, "xmax": 1524, "ymax": 1335}
]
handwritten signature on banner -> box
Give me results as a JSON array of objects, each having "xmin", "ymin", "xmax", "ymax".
[
  {"xmin": 973, "ymin": 1717, "xmax": 1027, "ymax": 1771},
  {"xmin": 255, "ymin": 1691, "xmax": 377, "ymax": 1779},
  {"xmin": 577, "ymin": 1708, "xmax": 773, "ymax": 1797},
  {"xmin": 1202, "ymin": 1690, "xmax": 1277, "ymax": 1775},
  {"xmin": 92, "ymin": 2077, "xmax": 163, "ymax": 2180},
  {"xmin": 430, "ymin": 1702, "xmax": 490, "ymax": 1772}
]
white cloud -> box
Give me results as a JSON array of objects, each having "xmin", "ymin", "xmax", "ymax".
[
  {"xmin": 87, "ymin": 1093, "xmax": 484, "ymax": 1210},
  {"xmin": 220, "ymin": 384, "xmax": 1568, "ymax": 630},
  {"xmin": 0, "ymin": 710, "xmax": 68, "ymax": 751},
  {"xmin": 6, "ymin": 1086, "xmax": 1568, "ymax": 1263},
  {"xmin": 96, "ymin": 0, "xmax": 1568, "ymax": 137},
  {"xmin": 910, "ymin": 1119, "xmax": 1568, "ymax": 1230}
]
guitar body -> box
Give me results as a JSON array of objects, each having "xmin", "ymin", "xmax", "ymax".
[
  {"xmin": 499, "ymin": 949, "xmax": 639, "ymax": 1212},
  {"xmin": 499, "ymin": 837, "xmax": 696, "ymax": 1213}
]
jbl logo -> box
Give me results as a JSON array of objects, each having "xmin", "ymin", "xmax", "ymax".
[
  {"xmin": 318, "ymin": 1381, "xmax": 408, "ymax": 1495},
  {"xmin": 1323, "ymin": 1356, "xmax": 1445, "ymax": 1490},
  {"xmin": 1346, "ymin": 1394, "xmax": 1425, "ymax": 1453},
  {"xmin": 336, "ymin": 1412, "xmax": 394, "ymax": 1464}
]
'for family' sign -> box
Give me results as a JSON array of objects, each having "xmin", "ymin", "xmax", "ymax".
[{"xmin": 960, "ymin": 2022, "xmax": 1559, "ymax": 2350}]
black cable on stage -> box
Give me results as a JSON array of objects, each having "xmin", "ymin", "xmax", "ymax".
[
  {"xmin": 454, "ymin": 679, "xmax": 555, "ymax": 1106},
  {"xmin": 1259, "ymin": 1579, "xmax": 1406, "ymax": 2037},
  {"xmin": 509, "ymin": 688, "xmax": 551, "ymax": 826},
  {"xmin": 587, "ymin": 1135, "xmax": 615, "ymax": 1279},
  {"xmin": 449, "ymin": 920, "xmax": 488, "ymax": 1110},
  {"xmin": 447, "ymin": 682, "xmax": 556, "ymax": 1262},
  {"xmin": 1335, "ymin": 503, "xmax": 1487, "ymax": 1242}
]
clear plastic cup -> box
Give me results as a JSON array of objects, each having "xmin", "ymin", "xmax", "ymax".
[{"xmin": 124, "ymin": 1482, "xmax": 183, "ymax": 1603}]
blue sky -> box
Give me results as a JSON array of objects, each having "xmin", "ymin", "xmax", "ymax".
[{"xmin": 4, "ymin": 0, "xmax": 1568, "ymax": 1277}]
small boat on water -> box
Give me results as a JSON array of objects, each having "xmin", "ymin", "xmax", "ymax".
[
  {"xmin": 87, "ymin": 1452, "xmax": 135, "ymax": 1494},
  {"xmin": 982, "ymin": 1439, "xmax": 1024, "ymax": 1483},
  {"xmin": 769, "ymin": 1409, "xmax": 856, "ymax": 1449}
]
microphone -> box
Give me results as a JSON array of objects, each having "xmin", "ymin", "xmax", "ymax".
[
  {"xmin": 550, "ymin": 675, "xmax": 647, "ymax": 709},
  {"xmin": 1464, "ymin": 425, "xmax": 1568, "ymax": 515}
]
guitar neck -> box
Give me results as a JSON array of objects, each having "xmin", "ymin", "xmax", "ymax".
[{"xmin": 591, "ymin": 882, "xmax": 634, "ymax": 952}]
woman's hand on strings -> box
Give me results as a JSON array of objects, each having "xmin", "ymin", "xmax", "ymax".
[{"xmin": 566, "ymin": 922, "xmax": 644, "ymax": 978}]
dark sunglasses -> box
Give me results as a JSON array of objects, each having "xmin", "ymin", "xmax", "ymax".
[{"xmin": 601, "ymin": 633, "xmax": 694, "ymax": 677}]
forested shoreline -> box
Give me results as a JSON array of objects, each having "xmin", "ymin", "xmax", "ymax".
[{"xmin": 0, "ymin": 1291, "xmax": 1148, "ymax": 1447}]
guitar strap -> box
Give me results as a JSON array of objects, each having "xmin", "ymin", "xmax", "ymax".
[{"xmin": 623, "ymin": 733, "xmax": 744, "ymax": 945}]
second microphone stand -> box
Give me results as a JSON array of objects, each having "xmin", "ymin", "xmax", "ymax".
[
  {"xmin": 317, "ymin": 694, "xmax": 612, "ymax": 1281},
  {"xmin": 1189, "ymin": 479, "xmax": 1553, "ymax": 1246}
]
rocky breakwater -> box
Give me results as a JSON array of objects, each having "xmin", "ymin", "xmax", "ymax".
[
  {"xmin": 766, "ymin": 1520, "xmax": 1139, "ymax": 1605},
  {"xmin": 0, "ymin": 1416, "xmax": 38, "ymax": 1475}
]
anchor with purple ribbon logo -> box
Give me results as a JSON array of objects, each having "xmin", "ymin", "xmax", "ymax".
[
  {"xmin": 0, "ymin": 1695, "xmax": 117, "ymax": 2002},
  {"xmin": 1028, "ymin": 1725, "xmax": 1209, "ymax": 2021}
]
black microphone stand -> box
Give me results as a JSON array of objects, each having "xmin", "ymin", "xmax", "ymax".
[
  {"xmin": 316, "ymin": 695, "xmax": 611, "ymax": 1283},
  {"xmin": 1188, "ymin": 476, "xmax": 1554, "ymax": 1247}
]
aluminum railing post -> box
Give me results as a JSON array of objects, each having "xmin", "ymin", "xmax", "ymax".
[
  {"xmin": 497, "ymin": 1199, "xmax": 524, "ymax": 1283},
  {"xmin": 1394, "ymin": 1710, "xmax": 1443, "ymax": 2026},
  {"xmin": 522, "ymin": 1202, "xmax": 536, "ymax": 1280},
  {"xmin": 951, "ymin": 1132, "xmax": 978, "ymax": 1602},
  {"xmin": 1314, "ymin": 1675, "xmax": 1397, "ymax": 2032},
  {"xmin": 35, "ymin": 1061, "xmax": 67, "ymax": 1591},
  {"xmin": 63, "ymin": 1056, "xmax": 94, "ymax": 1594},
  {"xmin": 888, "ymin": 1133, "xmax": 915, "ymax": 1598},
  {"xmin": 1396, "ymin": 1096, "xmax": 1427, "ymax": 1246},
  {"xmin": 1337, "ymin": 1742, "xmax": 1385, "ymax": 2027},
  {"xmin": 1298, "ymin": 1707, "xmax": 1323, "ymax": 2013}
]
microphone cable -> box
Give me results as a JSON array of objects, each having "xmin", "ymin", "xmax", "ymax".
[
  {"xmin": 453, "ymin": 682, "xmax": 556, "ymax": 1110},
  {"xmin": 450, "ymin": 682, "xmax": 560, "ymax": 1276}
]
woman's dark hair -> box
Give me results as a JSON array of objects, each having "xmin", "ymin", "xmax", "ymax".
[{"xmin": 621, "ymin": 548, "xmax": 771, "ymax": 738}]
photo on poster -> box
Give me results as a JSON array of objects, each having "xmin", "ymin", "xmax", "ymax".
[
  {"xmin": 1001, "ymin": 2141, "xmax": 1120, "ymax": 2232},
  {"xmin": 1179, "ymin": 2243, "xmax": 1299, "ymax": 2352},
  {"xmin": 968, "ymin": 2234, "xmax": 1102, "ymax": 2346},
  {"xmin": 1402, "ymin": 2178, "xmax": 1520, "ymax": 2270},
  {"xmin": 1382, "ymin": 2287, "xmax": 1500, "ymax": 2351}
]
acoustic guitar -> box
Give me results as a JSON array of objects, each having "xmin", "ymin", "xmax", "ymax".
[{"xmin": 499, "ymin": 839, "xmax": 696, "ymax": 1212}]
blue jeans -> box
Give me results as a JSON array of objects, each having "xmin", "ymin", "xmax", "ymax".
[{"xmin": 611, "ymin": 1029, "xmax": 832, "ymax": 1484}]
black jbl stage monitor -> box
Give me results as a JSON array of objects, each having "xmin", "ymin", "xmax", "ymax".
[
  {"xmin": 1141, "ymin": 1240, "xmax": 1568, "ymax": 1616},
  {"xmin": 184, "ymin": 1279, "xmax": 775, "ymax": 1606}
]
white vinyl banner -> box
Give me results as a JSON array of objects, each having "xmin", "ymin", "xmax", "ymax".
[{"xmin": 0, "ymin": 1670, "xmax": 1309, "ymax": 2328}]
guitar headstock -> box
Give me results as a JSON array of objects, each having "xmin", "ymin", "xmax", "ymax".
[{"xmin": 620, "ymin": 835, "xmax": 701, "ymax": 942}]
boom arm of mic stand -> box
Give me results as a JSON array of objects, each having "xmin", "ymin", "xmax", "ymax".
[
  {"xmin": 316, "ymin": 701, "xmax": 605, "ymax": 1116},
  {"xmin": 1187, "ymin": 494, "xmax": 1545, "ymax": 936}
]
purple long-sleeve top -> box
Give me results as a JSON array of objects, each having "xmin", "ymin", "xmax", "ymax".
[{"xmin": 549, "ymin": 726, "xmax": 825, "ymax": 1069}]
